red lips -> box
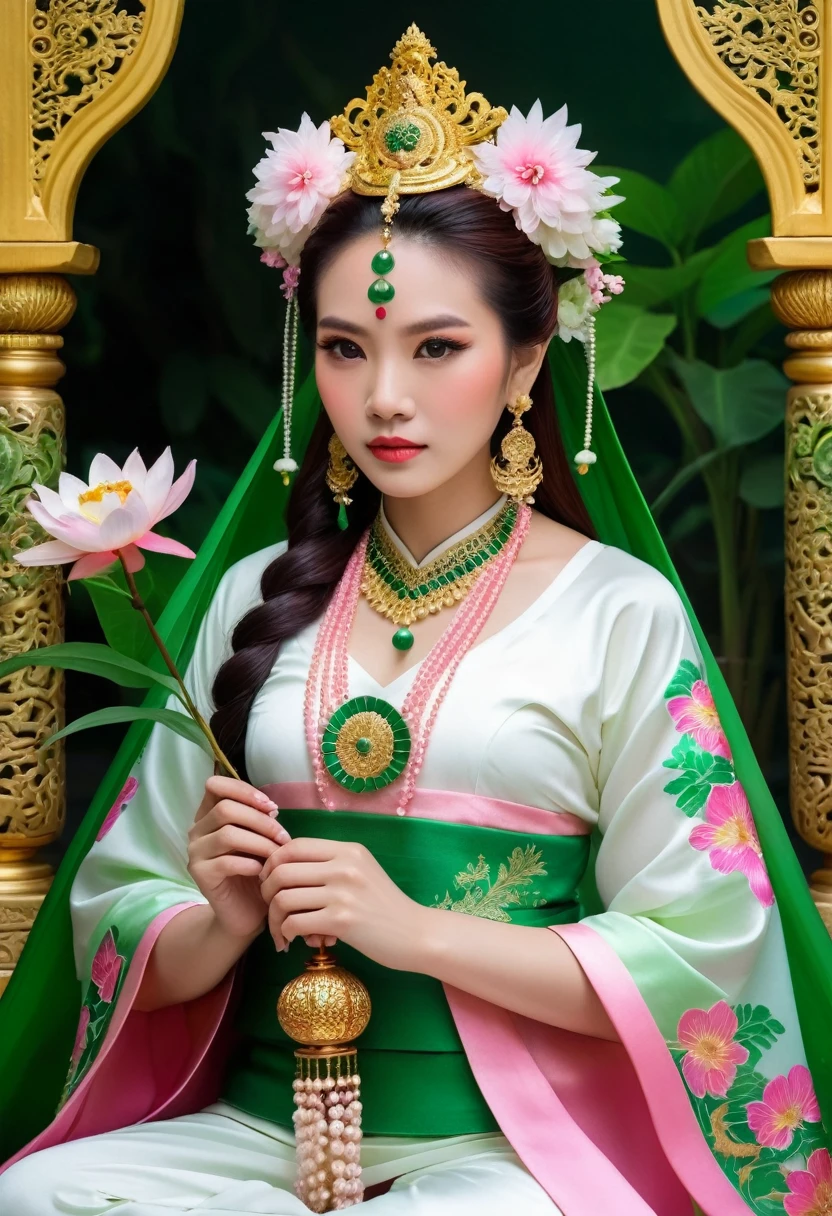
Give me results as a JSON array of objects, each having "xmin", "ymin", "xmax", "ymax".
[{"xmin": 367, "ymin": 437, "xmax": 426, "ymax": 463}]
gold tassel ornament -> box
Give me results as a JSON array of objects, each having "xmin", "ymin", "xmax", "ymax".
[{"xmin": 278, "ymin": 948, "xmax": 372, "ymax": 1211}]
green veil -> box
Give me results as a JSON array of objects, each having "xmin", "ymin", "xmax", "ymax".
[{"xmin": 2, "ymin": 341, "xmax": 831, "ymax": 1163}]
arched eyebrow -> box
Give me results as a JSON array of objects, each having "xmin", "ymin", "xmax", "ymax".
[{"xmin": 317, "ymin": 314, "xmax": 472, "ymax": 337}]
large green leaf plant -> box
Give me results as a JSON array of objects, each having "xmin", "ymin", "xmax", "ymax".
[{"xmin": 593, "ymin": 129, "xmax": 786, "ymax": 761}]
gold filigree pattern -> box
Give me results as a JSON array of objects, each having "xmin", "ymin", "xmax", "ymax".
[
  {"xmin": 30, "ymin": 0, "xmax": 146, "ymax": 190},
  {"xmin": 433, "ymin": 845, "xmax": 548, "ymax": 922},
  {"xmin": 278, "ymin": 954, "xmax": 372, "ymax": 1047},
  {"xmin": 785, "ymin": 389, "xmax": 832, "ymax": 862},
  {"xmin": 696, "ymin": 0, "xmax": 821, "ymax": 188},
  {"xmin": 330, "ymin": 23, "xmax": 506, "ymax": 198}
]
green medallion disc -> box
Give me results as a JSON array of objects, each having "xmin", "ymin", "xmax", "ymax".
[{"xmin": 321, "ymin": 695, "xmax": 411, "ymax": 792}]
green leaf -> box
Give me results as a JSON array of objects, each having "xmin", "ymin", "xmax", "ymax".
[
  {"xmin": 669, "ymin": 128, "xmax": 765, "ymax": 246},
  {"xmin": 678, "ymin": 784, "xmax": 710, "ymax": 815},
  {"xmin": 740, "ymin": 455, "xmax": 785, "ymax": 509},
  {"xmin": 665, "ymin": 503, "xmax": 712, "ymax": 546},
  {"xmin": 618, "ymin": 248, "xmax": 719, "ymax": 310},
  {"xmin": 81, "ymin": 576, "xmax": 132, "ymax": 601},
  {"xmin": 0, "ymin": 642, "xmax": 182, "ymax": 699},
  {"xmin": 734, "ymin": 1004, "xmax": 786, "ymax": 1055},
  {"xmin": 41, "ymin": 706, "xmax": 212, "ymax": 754},
  {"xmin": 595, "ymin": 304, "xmax": 677, "ymax": 391},
  {"xmin": 696, "ymin": 216, "xmax": 778, "ymax": 320},
  {"xmin": 85, "ymin": 577, "xmax": 154, "ymax": 665},
  {"xmin": 705, "ymin": 287, "xmax": 773, "ymax": 330},
  {"xmin": 669, "ymin": 354, "xmax": 788, "ymax": 449},
  {"xmin": 664, "ymin": 661, "xmax": 702, "ymax": 698},
  {"xmin": 593, "ymin": 166, "xmax": 684, "ymax": 252},
  {"xmin": 651, "ymin": 449, "xmax": 725, "ymax": 517}
]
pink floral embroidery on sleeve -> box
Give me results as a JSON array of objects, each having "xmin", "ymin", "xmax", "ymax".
[
  {"xmin": 96, "ymin": 775, "xmax": 139, "ymax": 842},
  {"xmin": 784, "ymin": 1148, "xmax": 832, "ymax": 1215},
  {"xmin": 676, "ymin": 1000, "xmax": 749, "ymax": 1098},
  {"xmin": 667, "ymin": 678, "xmax": 732, "ymax": 760},
  {"xmin": 689, "ymin": 783, "xmax": 774, "ymax": 908},
  {"xmin": 747, "ymin": 1064, "xmax": 821, "ymax": 1149},
  {"xmin": 90, "ymin": 929, "xmax": 125, "ymax": 1003}
]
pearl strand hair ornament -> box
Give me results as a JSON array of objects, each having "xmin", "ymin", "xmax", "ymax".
[
  {"xmin": 573, "ymin": 312, "xmax": 597, "ymax": 477},
  {"xmin": 274, "ymin": 294, "xmax": 300, "ymax": 485}
]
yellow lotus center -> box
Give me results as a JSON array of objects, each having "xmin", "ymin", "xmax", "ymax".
[
  {"xmin": 712, "ymin": 813, "xmax": 760, "ymax": 855},
  {"xmin": 78, "ymin": 479, "xmax": 133, "ymax": 506},
  {"xmin": 691, "ymin": 1034, "xmax": 727, "ymax": 1069},
  {"xmin": 773, "ymin": 1103, "xmax": 803, "ymax": 1131}
]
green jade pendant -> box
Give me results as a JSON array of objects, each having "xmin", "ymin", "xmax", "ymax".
[
  {"xmin": 369, "ymin": 248, "xmax": 395, "ymax": 308},
  {"xmin": 322, "ymin": 695, "xmax": 411, "ymax": 792},
  {"xmin": 392, "ymin": 627, "xmax": 414, "ymax": 651}
]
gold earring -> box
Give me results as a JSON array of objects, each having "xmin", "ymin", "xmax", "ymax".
[
  {"xmin": 490, "ymin": 394, "xmax": 543, "ymax": 504},
  {"xmin": 326, "ymin": 434, "xmax": 359, "ymax": 529}
]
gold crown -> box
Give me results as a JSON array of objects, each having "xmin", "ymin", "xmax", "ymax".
[{"xmin": 329, "ymin": 25, "xmax": 506, "ymax": 209}]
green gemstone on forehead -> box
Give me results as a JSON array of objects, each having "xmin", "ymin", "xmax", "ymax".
[
  {"xmin": 372, "ymin": 249, "xmax": 395, "ymax": 276},
  {"xmin": 368, "ymin": 278, "xmax": 395, "ymax": 305},
  {"xmin": 385, "ymin": 120, "xmax": 421, "ymax": 153}
]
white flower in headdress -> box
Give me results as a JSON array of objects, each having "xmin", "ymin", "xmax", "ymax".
[
  {"xmin": 556, "ymin": 275, "xmax": 596, "ymax": 344},
  {"xmin": 471, "ymin": 100, "xmax": 624, "ymax": 266},
  {"xmin": 246, "ymin": 113, "xmax": 355, "ymax": 266}
]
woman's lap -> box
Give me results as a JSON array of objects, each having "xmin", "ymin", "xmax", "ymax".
[{"xmin": 0, "ymin": 1107, "xmax": 562, "ymax": 1215}]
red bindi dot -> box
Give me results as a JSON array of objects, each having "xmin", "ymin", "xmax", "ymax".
[{"xmin": 375, "ymin": 306, "xmax": 387, "ymax": 320}]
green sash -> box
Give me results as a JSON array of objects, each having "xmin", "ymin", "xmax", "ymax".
[{"xmin": 220, "ymin": 808, "xmax": 588, "ymax": 1136}]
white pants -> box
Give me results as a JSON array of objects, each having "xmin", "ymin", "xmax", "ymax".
[{"xmin": 0, "ymin": 1102, "xmax": 561, "ymax": 1215}]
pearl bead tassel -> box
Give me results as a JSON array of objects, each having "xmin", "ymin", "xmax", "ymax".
[
  {"xmin": 305, "ymin": 505, "xmax": 533, "ymax": 814},
  {"xmin": 293, "ymin": 1068, "xmax": 364, "ymax": 1211}
]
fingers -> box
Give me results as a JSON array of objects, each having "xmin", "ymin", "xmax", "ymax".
[
  {"xmin": 260, "ymin": 861, "xmax": 329, "ymax": 904},
  {"xmin": 270, "ymin": 886, "xmax": 327, "ymax": 916},
  {"xmin": 303, "ymin": 935, "xmax": 338, "ymax": 948},
  {"xmin": 194, "ymin": 824, "xmax": 282, "ymax": 862},
  {"xmin": 269, "ymin": 837, "xmax": 343, "ymax": 865},
  {"xmin": 281, "ymin": 911, "xmax": 334, "ymax": 943},
  {"xmin": 196, "ymin": 799, "xmax": 289, "ymax": 846},
  {"xmin": 196, "ymin": 776, "xmax": 277, "ymax": 822},
  {"xmin": 268, "ymin": 897, "xmax": 287, "ymax": 953}
]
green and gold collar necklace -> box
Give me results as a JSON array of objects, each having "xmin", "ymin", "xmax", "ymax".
[{"xmin": 361, "ymin": 494, "xmax": 516, "ymax": 650}]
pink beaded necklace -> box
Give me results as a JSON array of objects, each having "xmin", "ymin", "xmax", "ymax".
[{"xmin": 304, "ymin": 502, "xmax": 532, "ymax": 816}]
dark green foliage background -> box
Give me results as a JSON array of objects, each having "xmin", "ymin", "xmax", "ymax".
[{"xmin": 57, "ymin": 1, "xmax": 803, "ymax": 864}]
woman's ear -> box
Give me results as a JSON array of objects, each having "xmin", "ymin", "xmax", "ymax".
[{"xmin": 505, "ymin": 340, "xmax": 551, "ymax": 401}]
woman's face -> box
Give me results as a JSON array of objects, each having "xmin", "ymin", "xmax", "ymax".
[{"xmin": 313, "ymin": 232, "xmax": 544, "ymax": 499}]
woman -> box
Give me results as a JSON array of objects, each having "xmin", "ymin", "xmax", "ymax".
[{"xmin": 1, "ymin": 24, "xmax": 831, "ymax": 1216}]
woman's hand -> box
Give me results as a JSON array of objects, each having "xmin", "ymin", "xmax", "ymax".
[
  {"xmin": 187, "ymin": 775, "xmax": 290, "ymax": 941},
  {"xmin": 260, "ymin": 838, "xmax": 425, "ymax": 970}
]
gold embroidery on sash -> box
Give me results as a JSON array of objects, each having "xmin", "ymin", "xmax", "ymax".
[{"xmin": 432, "ymin": 845, "xmax": 547, "ymax": 922}]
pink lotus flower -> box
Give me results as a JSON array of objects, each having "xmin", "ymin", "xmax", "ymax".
[
  {"xmin": 471, "ymin": 100, "xmax": 624, "ymax": 266},
  {"xmin": 690, "ymin": 783, "xmax": 774, "ymax": 908},
  {"xmin": 96, "ymin": 776, "xmax": 139, "ymax": 842},
  {"xmin": 747, "ymin": 1064, "xmax": 821, "ymax": 1150},
  {"xmin": 667, "ymin": 679, "xmax": 732, "ymax": 759},
  {"xmin": 91, "ymin": 929, "xmax": 125, "ymax": 1004},
  {"xmin": 70, "ymin": 1005, "xmax": 90, "ymax": 1067},
  {"xmin": 677, "ymin": 1000, "xmax": 749, "ymax": 1098},
  {"xmin": 784, "ymin": 1148, "xmax": 832, "ymax": 1216},
  {"xmin": 13, "ymin": 448, "xmax": 195, "ymax": 581},
  {"xmin": 247, "ymin": 113, "xmax": 355, "ymax": 266}
]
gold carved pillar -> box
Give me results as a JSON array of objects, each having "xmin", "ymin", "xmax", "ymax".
[
  {"xmin": 656, "ymin": 0, "xmax": 832, "ymax": 927},
  {"xmin": 0, "ymin": 1, "xmax": 184, "ymax": 995}
]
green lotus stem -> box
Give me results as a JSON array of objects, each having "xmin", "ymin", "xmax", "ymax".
[{"xmin": 117, "ymin": 553, "xmax": 239, "ymax": 779}]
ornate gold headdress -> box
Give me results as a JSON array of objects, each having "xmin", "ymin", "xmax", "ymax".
[{"xmin": 246, "ymin": 25, "xmax": 625, "ymax": 481}]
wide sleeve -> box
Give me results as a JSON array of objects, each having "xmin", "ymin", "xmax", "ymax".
[
  {"xmin": 553, "ymin": 571, "xmax": 830, "ymax": 1213},
  {"xmin": 58, "ymin": 541, "xmax": 285, "ymax": 1110}
]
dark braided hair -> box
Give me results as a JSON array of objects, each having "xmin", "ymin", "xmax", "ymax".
[{"xmin": 210, "ymin": 186, "xmax": 594, "ymax": 777}]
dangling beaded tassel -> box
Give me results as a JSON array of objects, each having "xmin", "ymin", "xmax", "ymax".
[
  {"xmin": 574, "ymin": 312, "xmax": 597, "ymax": 476},
  {"xmin": 280, "ymin": 949, "xmax": 371, "ymax": 1212},
  {"xmin": 274, "ymin": 293, "xmax": 300, "ymax": 485}
]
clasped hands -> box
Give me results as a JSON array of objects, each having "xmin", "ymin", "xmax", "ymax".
[{"xmin": 189, "ymin": 776, "xmax": 424, "ymax": 971}]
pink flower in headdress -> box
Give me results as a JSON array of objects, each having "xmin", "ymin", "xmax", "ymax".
[
  {"xmin": 471, "ymin": 100, "xmax": 624, "ymax": 266},
  {"xmin": 247, "ymin": 113, "xmax": 355, "ymax": 266},
  {"xmin": 677, "ymin": 1000, "xmax": 749, "ymax": 1098},
  {"xmin": 96, "ymin": 776, "xmax": 139, "ymax": 842},
  {"xmin": 667, "ymin": 679, "xmax": 732, "ymax": 759},
  {"xmin": 281, "ymin": 265, "xmax": 301, "ymax": 301},
  {"xmin": 585, "ymin": 259, "xmax": 625, "ymax": 306},
  {"xmin": 747, "ymin": 1065, "xmax": 821, "ymax": 1150},
  {"xmin": 91, "ymin": 929, "xmax": 125, "ymax": 1004},
  {"xmin": 689, "ymin": 783, "xmax": 774, "ymax": 907},
  {"xmin": 784, "ymin": 1148, "xmax": 832, "ymax": 1216},
  {"xmin": 260, "ymin": 249, "xmax": 287, "ymax": 270},
  {"xmin": 70, "ymin": 1005, "xmax": 91, "ymax": 1067}
]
